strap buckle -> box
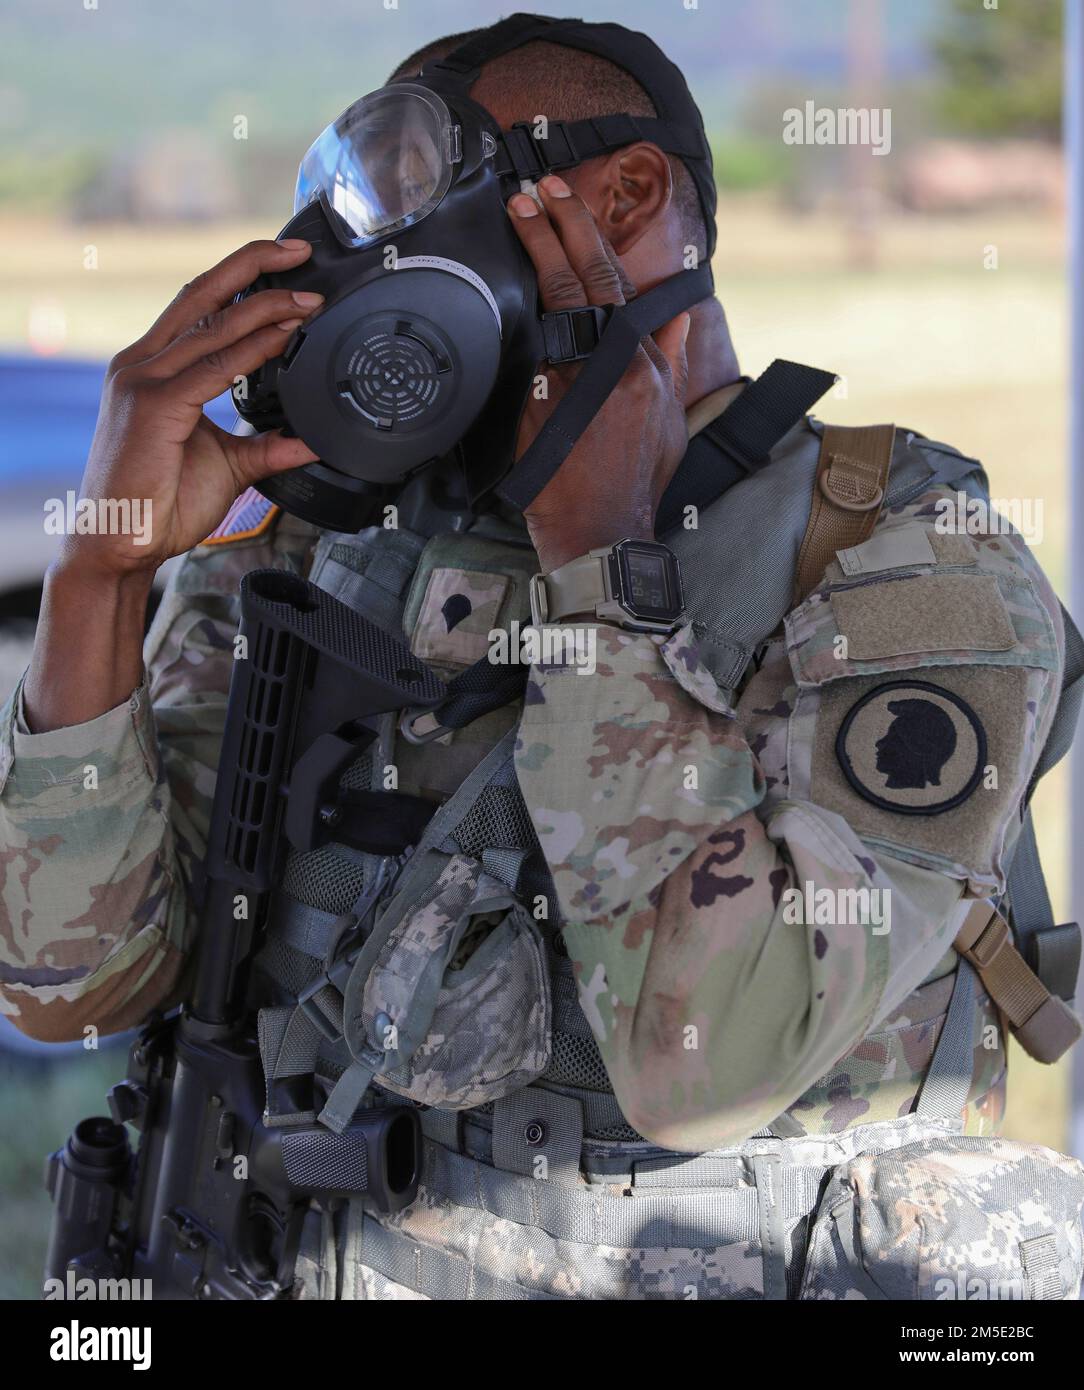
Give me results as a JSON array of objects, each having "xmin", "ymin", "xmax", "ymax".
[
  {"xmin": 817, "ymin": 462, "xmax": 884, "ymax": 512},
  {"xmin": 541, "ymin": 305, "xmax": 613, "ymax": 364},
  {"xmin": 505, "ymin": 120, "xmax": 578, "ymax": 179},
  {"xmin": 399, "ymin": 708, "xmax": 452, "ymax": 745}
]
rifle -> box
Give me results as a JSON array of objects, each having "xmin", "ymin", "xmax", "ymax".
[{"xmin": 43, "ymin": 567, "xmax": 446, "ymax": 1299}]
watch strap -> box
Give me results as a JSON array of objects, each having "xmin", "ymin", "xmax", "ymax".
[{"xmin": 529, "ymin": 547, "xmax": 610, "ymax": 625}]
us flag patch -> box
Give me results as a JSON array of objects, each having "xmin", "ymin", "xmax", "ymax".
[{"xmin": 201, "ymin": 487, "xmax": 279, "ymax": 545}]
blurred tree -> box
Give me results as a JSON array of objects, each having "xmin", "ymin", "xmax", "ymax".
[{"xmin": 933, "ymin": 0, "xmax": 1063, "ymax": 140}]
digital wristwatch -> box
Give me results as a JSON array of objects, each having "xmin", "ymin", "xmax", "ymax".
[{"xmin": 529, "ymin": 538, "xmax": 686, "ymax": 635}]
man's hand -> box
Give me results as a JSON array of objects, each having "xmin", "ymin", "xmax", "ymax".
[
  {"xmin": 22, "ymin": 238, "xmax": 325, "ymax": 733},
  {"xmin": 508, "ymin": 175, "xmax": 690, "ymax": 573},
  {"xmin": 60, "ymin": 237, "xmax": 324, "ymax": 583}
]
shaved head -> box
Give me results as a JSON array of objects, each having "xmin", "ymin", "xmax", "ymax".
[{"xmin": 390, "ymin": 34, "xmax": 709, "ymax": 260}]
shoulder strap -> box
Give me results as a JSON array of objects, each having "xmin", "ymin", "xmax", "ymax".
[
  {"xmin": 496, "ymin": 266, "xmax": 714, "ymax": 511},
  {"xmin": 1003, "ymin": 601, "xmax": 1084, "ymax": 997},
  {"xmin": 656, "ymin": 359, "xmax": 836, "ymax": 535},
  {"xmin": 918, "ymin": 895, "xmax": 1083, "ymax": 1122},
  {"xmin": 954, "ymin": 902, "xmax": 1082, "ymax": 1064},
  {"xmin": 792, "ymin": 423, "xmax": 895, "ymax": 605}
]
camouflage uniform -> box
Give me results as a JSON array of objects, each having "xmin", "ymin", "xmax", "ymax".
[{"xmin": 0, "ymin": 404, "xmax": 1078, "ymax": 1299}]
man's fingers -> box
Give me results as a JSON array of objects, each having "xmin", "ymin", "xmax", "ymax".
[
  {"xmin": 229, "ymin": 428, "xmax": 321, "ymax": 486},
  {"xmin": 652, "ymin": 313, "xmax": 692, "ymax": 405},
  {"xmin": 145, "ymin": 287, "xmax": 324, "ymax": 377},
  {"xmin": 507, "ymin": 192, "xmax": 588, "ymax": 311},
  {"xmin": 598, "ymin": 233, "xmax": 637, "ymax": 303},
  {"xmin": 168, "ymin": 322, "xmax": 308, "ymax": 408},
  {"xmin": 120, "ymin": 238, "xmax": 313, "ymax": 366},
  {"xmin": 534, "ymin": 176, "xmax": 625, "ymax": 307}
]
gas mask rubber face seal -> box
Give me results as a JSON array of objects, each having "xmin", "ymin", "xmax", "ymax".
[{"xmin": 232, "ymin": 13, "xmax": 718, "ymax": 532}]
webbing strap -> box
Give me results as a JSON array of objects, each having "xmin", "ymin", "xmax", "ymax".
[
  {"xmin": 954, "ymin": 902, "xmax": 1082, "ymax": 1064},
  {"xmin": 667, "ymin": 421, "xmax": 986, "ymax": 695},
  {"xmin": 428, "ymin": 12, "xmax": 556, "ymax": 74},
  {"xmin": 751, "ymin": 1152, "xmax": 787, "ymax": 1301},
  {"xmin": 404, "ymin": 728, "xmax": 521, "ymax": 869},
  {"xmin": 657, "ymin": 359, "xmax": 837, "ymax": 533},
  {"xmin": 424, "ymin": 1139, "xmax": 761, "ymax": 1245},
  {"xmin": 496, "ymin": 265, "xmax": 715, "ymax": 511},
  {"xmin": 1008, "ymin": 813, "xmax": 1057, "ymax": 966},
  {"xmin": 792, "ymin": 423, "xmax": 895, "ymax": 604},
  {"xmin": 1031, "ymin": 602, "xmax": 1084, "ymax": 793},
  {"xmin": 429, "ymin": 12, "xmax": 718, "ymax": 257},
  {"xmin": 497, "ymin": 114, "xmax": 710, "ymax": 181},
  {"xmin": 319, "ymin": 1054, "xmax": 380, "ymax": 1134},
  {"xmin": 1004, "ymin": 601, "xmax": 1084, "ymax": 990},
  {"xmin": 915, "ymin": 956, "xmax": 977, "ymax": 1120}
]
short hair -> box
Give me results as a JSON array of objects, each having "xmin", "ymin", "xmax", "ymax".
[{"xmin": 390, "ymin": 33, "xmax": 709, "ymax": 261}]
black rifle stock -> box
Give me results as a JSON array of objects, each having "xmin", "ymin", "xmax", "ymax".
[{"xmin": 43, "ymin": 568, "xmax": 445, "ymax": 1299}]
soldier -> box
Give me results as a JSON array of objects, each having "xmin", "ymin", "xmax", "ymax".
[{"xmin": 2, "ymin": 16, "xmax": 1081, "ymax": 1300}]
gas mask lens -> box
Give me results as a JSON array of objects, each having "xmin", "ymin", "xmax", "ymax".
[{"xmin": 293, "ymin": 84, "xmax": 460, "ymax": 246}]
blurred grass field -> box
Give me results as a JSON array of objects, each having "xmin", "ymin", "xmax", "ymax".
[{"xmin": 0, "ymin": 197, "xmax": 1073, "ymax": 1296}]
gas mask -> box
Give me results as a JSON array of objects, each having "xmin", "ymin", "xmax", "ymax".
[{"xmin": 232, "ymin": 13, "xmax": 718, "ymax": 531}]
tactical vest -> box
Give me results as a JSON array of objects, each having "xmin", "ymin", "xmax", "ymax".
[{"xmin": 243, "ymin": 387, "xmax": 1084, "ymax": 1300}]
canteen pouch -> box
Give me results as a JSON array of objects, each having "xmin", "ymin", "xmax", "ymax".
[
  {"xmin": 799, "ymin": 1131, "xmax": 1084, "ymax": 1300},
  {"xmin": 343, "ymin": 853, "xmax": 551, "ymax": 1109}
]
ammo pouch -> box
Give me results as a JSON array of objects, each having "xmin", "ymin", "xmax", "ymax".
[
  {"xmin": 257, "ymin": 724, "xmax": 558, "ymax": 1134},
  {"xmin": 799, "ymin": 1126, "xmax": 1084, "ymax": 1301},
  {"xmin": 341, "ymin": 850, "xmax": 551, "ymax": 1109}
]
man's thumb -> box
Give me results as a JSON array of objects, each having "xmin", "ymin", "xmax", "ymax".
[{"xmin": 655, "ymin": 312, "xmax": 691, "ymax": 403}]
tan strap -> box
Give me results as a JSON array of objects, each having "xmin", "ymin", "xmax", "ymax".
[
  {"xmin": 954, "ymin": 902, "xmax": 1083, "ymax": 1064},
  {"xmin": 792, "ymin": 423, "xmax": 895, "ymax": 604}
]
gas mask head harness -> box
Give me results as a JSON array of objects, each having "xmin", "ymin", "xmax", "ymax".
[{"xmin": 233, "ymin": 12, "xmax": 717, "ymax": 531}]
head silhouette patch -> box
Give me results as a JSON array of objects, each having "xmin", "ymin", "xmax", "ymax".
[{"xmin": 836, "ymin": 679, "xmax": 986, "ymax": 815}]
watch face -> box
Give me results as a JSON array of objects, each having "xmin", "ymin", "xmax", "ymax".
[{"xmin": 610, "ymin": 542, "xmax": 684, "ymax": 623}]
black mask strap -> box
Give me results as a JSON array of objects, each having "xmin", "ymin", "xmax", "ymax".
[
  {"xmin": 426, "ymin": 12, "xmax": 718, "ymax": 259},
  {"xmin": 495, "ymin": 263, "xmax": 714, "ymax": 512},
  {"xmin": 426, "ymin": 13, "xmax": 555, "ymax": 75},
  {"xmin": 494, "ymin": 115, "xmax": 707, "ymax": 186}
]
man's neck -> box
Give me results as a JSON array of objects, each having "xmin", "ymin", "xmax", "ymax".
[{"xmin": 684, "ymin": 295, "xmax": 741, "ymax": 408}]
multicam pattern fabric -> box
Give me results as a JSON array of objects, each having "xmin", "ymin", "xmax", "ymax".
[
  {"xmin": 0, "ymin": 424, "xmax": 1072, "ymax": 1299},
  {"xmin": 410, "ymin": 567, "xmax": 510, "ymax": 667}
]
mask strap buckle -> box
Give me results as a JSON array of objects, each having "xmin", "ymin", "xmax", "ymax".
[
  {"xmin": 542, "ymin": 305, "xmax": 613, "ymax": 364},
  {"xmin": 501, "ymin": 121, "xmax": 580, "ymax": 181}
]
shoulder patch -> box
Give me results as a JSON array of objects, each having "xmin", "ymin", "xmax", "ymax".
[
  {"xmin": 200, "ymin": 487, "xmax": 279, "ymax": 546},
  {"xmin": 836, "ymin": 679, "xmax": 986, "ymax": 816}
]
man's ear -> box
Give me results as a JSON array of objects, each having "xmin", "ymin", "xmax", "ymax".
[{"xmin": 582, "ymin": 142, "xmax": 673, "ymax": 256}]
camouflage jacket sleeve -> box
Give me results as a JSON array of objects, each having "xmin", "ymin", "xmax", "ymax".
[
  {"xmin": 0, "ymin": 504, "xmax": 316, "ymax": 1040},
  {"xmin": 514, "ymin": 497, "xmax": 1065, "ymax": 1150}
]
